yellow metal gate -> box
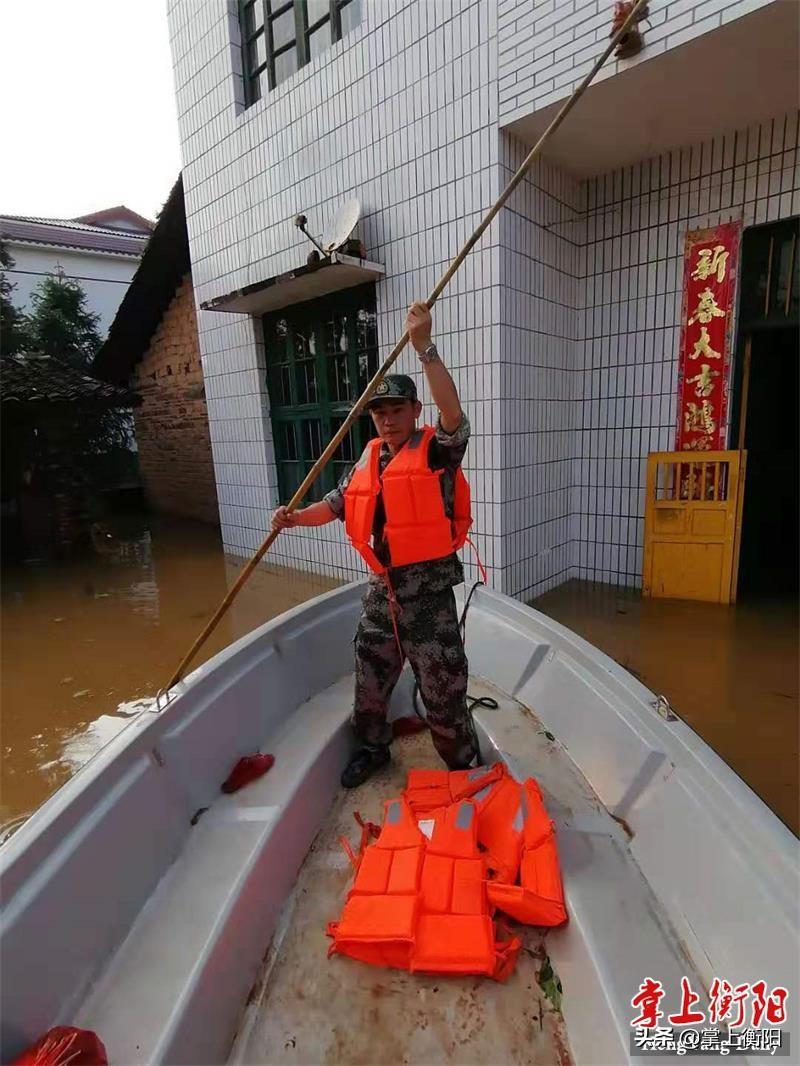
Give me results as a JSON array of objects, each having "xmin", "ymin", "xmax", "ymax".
[{"xmin": 643, "ymin": 451, "xmax": 747, "ymax": 604}]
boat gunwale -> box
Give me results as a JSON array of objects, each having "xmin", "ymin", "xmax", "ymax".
[
  {"xmin": 471, "ymin": 586, "xmax": 798, "ymax": 860},
  {"xmin": 0, "ymin": 581, "xmax": 363, "ymax": 880},
  {"xmin": 2, "ymin": 580, "xmax": 797, "ymax": 1066}
]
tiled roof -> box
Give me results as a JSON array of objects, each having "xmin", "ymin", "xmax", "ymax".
[
  {"xmin": 0, "ymin": 215, "xmax": 149, "ymax": 256},
  {"xmin": 72, "ymin": 206, "xmax": 154, "ymax": 233},
  {"xmin": 93, "ymin": 176, "xmax": 191, "ymax": 384},
  {"xmin": 1, "ymin": 352, "xmax": 140, "ymax": 408}
]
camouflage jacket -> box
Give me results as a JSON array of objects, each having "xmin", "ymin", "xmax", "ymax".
[{"xmin": 324, "ymin": 414, "xmax": 470, "ymax": 602}]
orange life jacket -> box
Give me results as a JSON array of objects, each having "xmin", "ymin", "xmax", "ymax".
[
  {"xmin": 330, "ymin": 797, "xmax": 425, "ymax": 972},
  {"xmin": 343, "ymin": 425, "xmax": 471, "ymax": 573},
  {"xmin": 328, "ymin": 765, "xmax": 566, "ymax": 981},
  {"xmin": 485, "ymin": 778, "xmax": 567, "ymax": 927},
  {"xmin": 405, "ymin": 763, "xmax": 567, "ymax": 928},
  {"xmin": 327, "ymin": 795, "xmax": 520, "ymax": 980}
]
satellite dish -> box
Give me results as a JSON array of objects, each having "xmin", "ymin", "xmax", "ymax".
[{"xmin": 322, "ymin": 198, "xmax": 361, "ymax": 255}]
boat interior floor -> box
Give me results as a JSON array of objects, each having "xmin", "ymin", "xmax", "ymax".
[
  {"xmin": 75, "ymin": 671, "xmax": 699, "ymax": 1066},
  {"xmin": 230, "ymin": 676, "xmax": 597, "ymax": 1066}
]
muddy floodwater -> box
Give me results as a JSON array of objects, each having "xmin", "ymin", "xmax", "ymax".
[
  {"xmin": 3, "ymin": 520, "xmax": 797, "ymax": 839},
  {"xmin": 533, "ymin": 579, "xmax": 799, "ymax": 836},
  {"xmin": 1, "ymin": 516, "xmax": 338, "ymax": 832}
]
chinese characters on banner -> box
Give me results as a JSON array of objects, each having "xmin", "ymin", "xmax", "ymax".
[{"xmin": 675, "ymin": 221, "xmax": 742, "ymax": 451}]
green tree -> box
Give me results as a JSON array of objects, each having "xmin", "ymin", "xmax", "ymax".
[
  {"xmin": 26, "ymin": 271, "xmax": 103, "ymax": 368},
  {"xmin": 0, "ymin": 242, "xmax": 32, "ymax": 355},
  {"xmin": 24, "ymin": 270, "xmax": 134, "ymax": 484}
]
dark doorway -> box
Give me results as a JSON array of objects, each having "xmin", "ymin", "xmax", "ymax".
[
  {"xmin": 732, "ymin": 219, "xmax": 799, "ymax": 599},
  {"xmin": 736, "ymin": 327, "xmax": 799, "ymax": 597}
]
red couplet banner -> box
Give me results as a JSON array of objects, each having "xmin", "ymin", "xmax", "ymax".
[{"xmin": 675, "ymin": 221, "xmax": 742, "ymax": 451}]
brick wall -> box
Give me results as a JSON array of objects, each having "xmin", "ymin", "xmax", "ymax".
[{"xmin": 132, "ymin": 275, "xmax": 219, "ymax": 524}]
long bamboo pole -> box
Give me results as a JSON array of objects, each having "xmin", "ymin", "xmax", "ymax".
[{"xmin": 165, "ymin": 0, "xmax": 648, "ymax": 690}]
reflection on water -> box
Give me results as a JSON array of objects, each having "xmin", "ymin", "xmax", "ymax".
[
  {"xmin": 55, "ymin": 701, "xmax": 152, "ymax": 775},
  {"xmin": 8, "ymin": 528, "xmax": 796, "ymax": 840},
  {"xmin": 1, "ymin": 516, "xmax": 339, "ymax": 830},
  {"xmin": 533, "ymin": 579, "xmax": 799, "ymax": 836}
]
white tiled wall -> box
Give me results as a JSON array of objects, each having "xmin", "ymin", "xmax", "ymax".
[
  {"xmin": 497, "ymin": 134, "xmax": 584, "ymax": 600},
  {"xmin": 574, "ymin": 110, "xmax": 800, "ymax": 586},
  {"xmin": 167, "ymin": 0, "xmax": 507, "ymax": 589},
  {"xmin": 497, "ymin": 0, "xmax": 775, "ymax": 126},
  {"xmin": 168, "ymin": 0, "xmax": 798, "ymax": 601}
]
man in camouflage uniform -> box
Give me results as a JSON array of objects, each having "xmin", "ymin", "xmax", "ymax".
[{"xmin": 272, "ymin": 302, "xmax": 477, "ymax": 787}]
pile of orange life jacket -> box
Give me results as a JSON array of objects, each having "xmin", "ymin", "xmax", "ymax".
[{"xmin": 327, "ymin": 762, "xmax": 566, "ymax": 980}]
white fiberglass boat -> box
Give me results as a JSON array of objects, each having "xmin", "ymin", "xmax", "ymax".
[{"xmin": 1, "ymin": 583, "xmax": 797, "ymax": 1064}]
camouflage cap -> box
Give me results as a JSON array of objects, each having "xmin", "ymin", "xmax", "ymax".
[{"xmin": 364, "ymin": 373, "xmax": 418, "ymax": 408}]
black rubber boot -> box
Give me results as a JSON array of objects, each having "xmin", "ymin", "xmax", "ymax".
[
  {"xmin": 341, "ymin": 746, "xmax": 391, "ymax": 789},
  {"xmin": 445, "ymin": 756, "xmax": 482, "ymax": 771}
]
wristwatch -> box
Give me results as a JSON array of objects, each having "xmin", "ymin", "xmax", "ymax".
[{"xmin": 419, "ymin": 342, "xmax": 440, "ymax": 365}]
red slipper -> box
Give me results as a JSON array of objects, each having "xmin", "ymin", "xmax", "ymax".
[
  {"xmin": 12, "ymin": 1026, "xmax": 108, "ymax": 1065},
  {"xmin": 221, "ymin": 753, "xmax": 275, "ymax": 793}
]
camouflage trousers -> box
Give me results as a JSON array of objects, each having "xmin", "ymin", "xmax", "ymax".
[{"xmin": 352, "ymin": 583, "xmax": 477, "ymax": 769}]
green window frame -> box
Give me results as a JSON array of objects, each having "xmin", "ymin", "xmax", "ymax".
[
  {"xmin": 263, "ymin": 284, "xmax": 379, "ymax": 504},
  {"xmin": 239, "ymin": 0, "xmax": 362, "ymax": 106}
]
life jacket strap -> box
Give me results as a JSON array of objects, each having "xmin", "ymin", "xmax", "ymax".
[
  {"xmin": 464, "ymin": 537, "xmax": 487, "ymax": 584},
  {"xmin": 382, "ymin": 572, "xmax": 404, "ymax": 660}
]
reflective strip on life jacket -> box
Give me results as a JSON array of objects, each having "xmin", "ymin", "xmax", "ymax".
[
  {"xmin": 330, "ymin": 798, "xmax": 425, "ymax": 971},
  {"xmin": 404, "ymin": 763, "xmax": 505, "ymax": 813},
  {"xmin": 486, "ymin": 779, "xmax": 567, "ymax": 927},
  {"xmin": 448, "ymin": 763, "xmax": 507, "ymax": 803},
  {"xmin": 414, "ymin": 800, "xmax": 502, "ymax": 977},
  {"xmin": 405, "ymin": 764, "xmax": 567, "ymax": 928},
  {"xmin": 343, "ymin": 425, "xmax": 472, "ymax": 572},
  {"xmin": 408, "ymin": 763, "xmax": 524, "ymax": 883},
  {"xmin": 328, "ymin": 795, "xmax": 521, "ymax": 980},
  {"xmin": 419, "ymin": 801, "xmax": 487, "ymax": 921},
  {"xmin": 349, "ymin": 797, "xmax": 426, "ymax": 898},
  {"xmin": 462, "ymin": 765, "xmax": 526, "ymax": 885}
]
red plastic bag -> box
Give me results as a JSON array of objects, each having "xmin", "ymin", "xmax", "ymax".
[
  {"xmin": 12, "ymin": 1026, "xmax": 108, "ymax": 1065},
  {"xmin": 221, "ymin": 753, "xmax": 275, "ymax": 793}
]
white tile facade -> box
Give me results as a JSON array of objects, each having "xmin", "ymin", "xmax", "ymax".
[
  {"xmin": 496, "ymin": 135, "xmax": 584, "ymax": 599},
  {"xmin": 167, "ymin": 0, "xmax": 798, "ymax": 600},
  {"xmin": 497, "ymin": 0, "xmax": 775, "ymax": 126},
  {"xmin": 168, "ymin": 0, "xmax": 506, "ymax": 589},
  {"xmin": 573, "ymin": 111, "xmax": 800, "ymax": 587}
]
